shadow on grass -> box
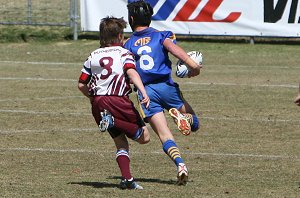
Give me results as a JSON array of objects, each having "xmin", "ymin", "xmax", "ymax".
[
  {"xmin": 109, "ymin": 176, "xmax": 177, "ymax": 185},
  {"xmin": 68, "ymin": 181, "xmax": 119, "ymax": 189},
  {"xmin": 68, "ymin": 176, "xmax": 177, "ymax": 189}
]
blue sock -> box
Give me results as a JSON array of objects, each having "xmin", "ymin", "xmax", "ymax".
[
  {"xmin": 162, "ymin": 139, "xmax": 184, "ymax": 166},
  {"xmin": 191, "ymin": 114, "xmax": 199, "ymax": 131}
]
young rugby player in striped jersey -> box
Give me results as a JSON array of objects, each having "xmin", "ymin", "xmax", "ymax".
[
  {"xmin": 78, "ymin": 16, "xmax": 150, "ymax": 190},
  {"xmin": 124, "ymin": 0, "xmax": 202, "ymax": 185}
]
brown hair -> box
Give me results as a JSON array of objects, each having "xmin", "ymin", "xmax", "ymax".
[{"xmin": 99, "ymin": 16, "xmax": 127, "ymax": 47}]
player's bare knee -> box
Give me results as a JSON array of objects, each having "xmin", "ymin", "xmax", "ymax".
[
  {"xmin": 143, "ymin": 133, "xmax": 150, "ymax": 144},
  {"xmin": 142, "ymin": 132, "xmax": 150, "ymax": 144},
  {"xmin": 137, "ymin": 127, "xmax": 150, "ymax": 144},
  {"xmin": 137, "ymin": 137, "xmax": 150, "ymax": 144}
]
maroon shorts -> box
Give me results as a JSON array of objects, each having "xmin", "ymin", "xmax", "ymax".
[{"xmin": 91, "ymin": 95, "xmax": 145, "ymax": 139}]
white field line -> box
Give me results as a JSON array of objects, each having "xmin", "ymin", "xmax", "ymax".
[
  {"xmin": 0, "ymin": 109, "xmax": 88, "ymax": 116},
  {"xmin": 0, "ymin": 147, "xmax": 299, "ymax": 161},
  {"xmin": 0, "ymin": 76, "xmax": 297, "ymax": 88},
  {"xmin": 1, "ymin": 60, "xmax": 300, "ymax": 68},
  {"xmin": 181, "ymin": 82, "xmax": 298, "ymax": 88},
  {"xmin": 202, "ymin": 116, "xmax": 300, "ymax": 123},
  {"xmin": 0, "ymin": 77, "xmax": 76, "ymax": 81},
  {"xmin": 0, "ymin": 128, "xmax": 98, "ymax": 135},
  {"xmin": 0, "ymin": 96, "xmax": 84, "ymax": 102},
  {"xmin": 1, "ymin": 109, "xmax": 300, "ymax": 123},
  {"xmin": 0, "ymin": 60, "xmax": 77, "ymax": 65}
]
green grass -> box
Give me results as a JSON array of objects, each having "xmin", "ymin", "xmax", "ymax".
[
  {"xmin": 0, "ymin": 40, "xmax": 299, "ymax": 198},
  {"xmin": 0, "ymin": 25, "xmax": 73, "ymax": 42}
]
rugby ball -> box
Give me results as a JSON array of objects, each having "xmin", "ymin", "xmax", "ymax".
[{"xmin": 175, "ymin": 51, "xmax": 203, "ymax": 78}]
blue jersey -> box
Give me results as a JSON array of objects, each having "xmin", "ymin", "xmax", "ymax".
[
  {"xmin": 124, "ymin": 27, "xmax": 176, "ymax": 85},
  {"xmin": 124, "ymin": 27, "xmax": 185, "ymax": 118}
]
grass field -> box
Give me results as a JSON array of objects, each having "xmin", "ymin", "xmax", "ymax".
[{"xmin": 0, "ymin": 40, "xmax": 299, "ymax": 198}]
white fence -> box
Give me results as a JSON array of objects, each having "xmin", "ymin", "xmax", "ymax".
[{"xmin": 0, "ymin": 0, "xmax": 79, "ymax": 40}]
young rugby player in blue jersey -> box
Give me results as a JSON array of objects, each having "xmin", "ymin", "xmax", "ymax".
[
  {"xmin": 78, "ymin": 16, "xmax": 150, "ymax": 190},
  {"xmin": 124, "ymin": 0, "xmax": 202, "ymax": 185}
]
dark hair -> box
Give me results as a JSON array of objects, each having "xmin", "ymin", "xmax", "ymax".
[
  {"xmin": 127, "ymin": 0, "xmax": 153, "ymax": 30},
  {"xmin": 99, "ymin": 16, "xmax": 127, "ymax": 47}
]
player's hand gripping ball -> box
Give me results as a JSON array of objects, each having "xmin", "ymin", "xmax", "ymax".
[{"xmin": 175, "ymin": 51, "xmax": 203, "ymax": 78}]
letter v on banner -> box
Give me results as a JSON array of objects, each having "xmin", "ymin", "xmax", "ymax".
[{"xmin": 174, "ymin": 0, "xmax": 241, "ymax": 22}]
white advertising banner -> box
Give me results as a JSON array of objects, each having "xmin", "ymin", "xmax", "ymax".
[{"xmin": 80, "ymin": 0, "xmax": 300, "ymax": 37}]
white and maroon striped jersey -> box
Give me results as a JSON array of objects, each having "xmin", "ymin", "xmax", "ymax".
[{"xmin": 81, "ymin": 46, "xmax": 136, "ymax": 96}]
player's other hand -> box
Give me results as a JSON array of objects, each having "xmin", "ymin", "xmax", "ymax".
[
  {"xmin": 141, "ymin": 94, "xmax": 150, "ymax": 109},
  {"xmin": 188, "ymin": 64, "xmax": 202, "ymax": 78}
]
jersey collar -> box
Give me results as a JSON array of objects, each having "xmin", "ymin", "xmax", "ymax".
[{"xmin": 133, "ymin": 27, "xmax": 154, "ymax": 36}]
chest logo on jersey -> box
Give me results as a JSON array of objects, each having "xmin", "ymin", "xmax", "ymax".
[{"xmin": 134, "ymin": 37, "xmax": 151, "ymax": 46}]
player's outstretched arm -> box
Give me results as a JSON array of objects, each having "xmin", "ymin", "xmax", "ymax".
[
  {"xmin": 126, "ymin": 68, "xmax": 150, "ymax": 108},
  {"xmin": 78, "ymin": 72, "xmax": 91, "ymax": 98},
  {"xmin": 163, "ymin": 39, "xmax": 202, "ymax": 77},
  {"xmin": 78, "ymin": 82, "xmax": 90, "ymax": 98}
]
